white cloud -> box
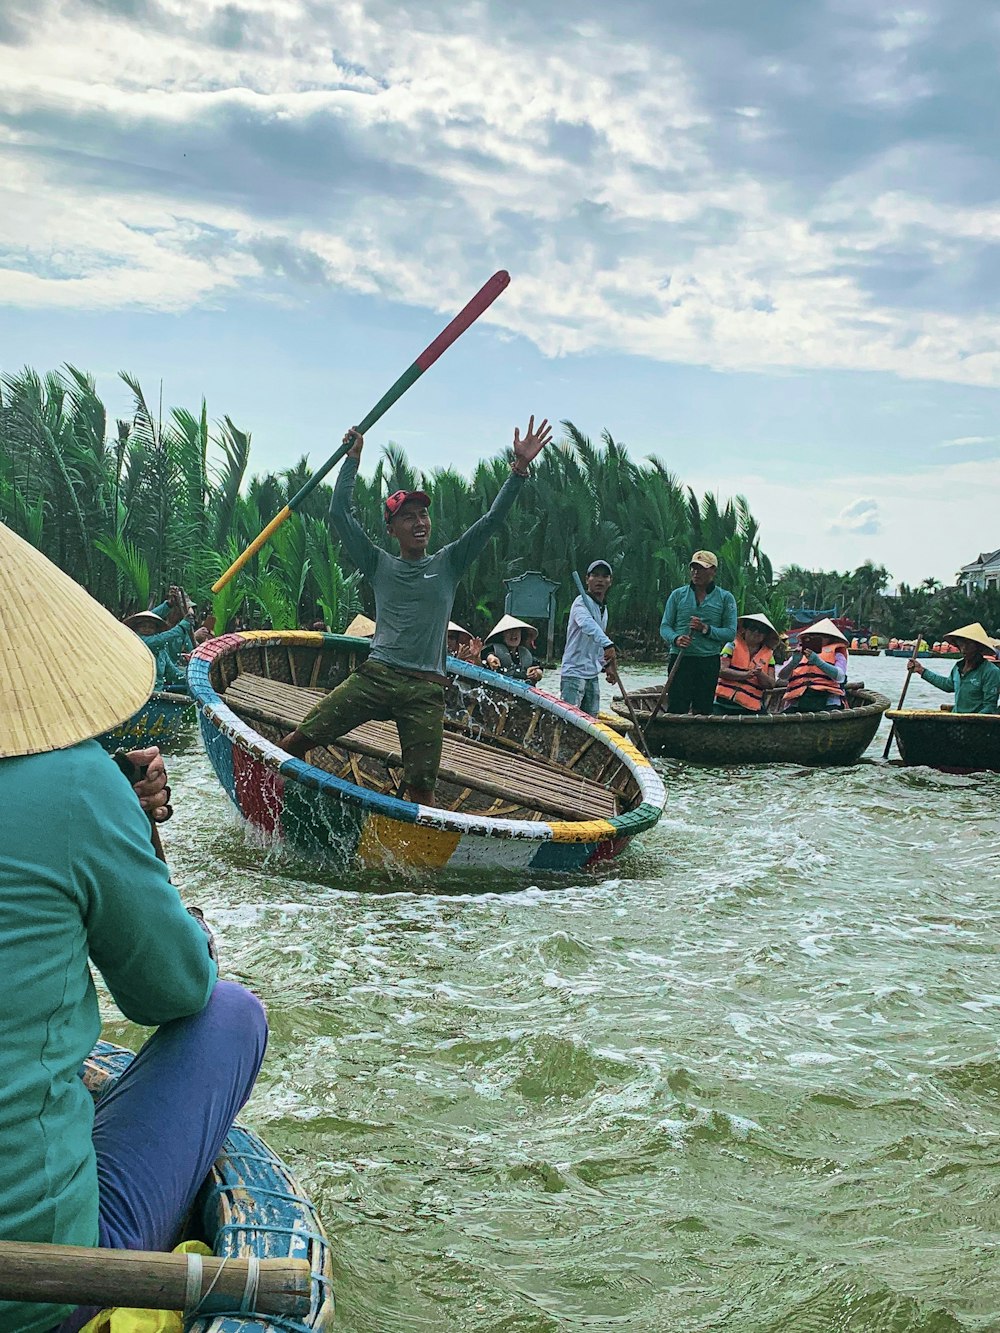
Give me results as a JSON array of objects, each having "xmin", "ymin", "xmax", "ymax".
[
  {"xmin": 829, "ymin": 497, "xmax": 881, "ymax": 536},
  {"xmin": 939, "ymin": 435, "xmax": 997, "ymax": 448},
  {"xmin": 2, "ymin": 0, "xmax": 1000, "ymax": 388}
]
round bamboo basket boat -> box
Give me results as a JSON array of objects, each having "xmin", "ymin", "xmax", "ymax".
[
  {"xmin": 613, "ymin": 685, "xmax": 890, "ymax": 765},
  {"xmin": 97, "ymin": 690, "xmax": 195, "ymax": 753},
  {"xmin": 884, "ymin": 649, "xmax": 961, "ymax": 659},
  {"xmin": 849, "ymin": 647, "xmax": 882, "ymax": 656},
  {"xmin": 83, "ymin": 1040, "xmax": 334, "ymax": 1330},
  {"xmin": 885, "ymin": 709, "xmax": 1000, "ymax": 771},
  {"xmin": 189, "ymin": 631, "xmax": 665, "ymax": 874}
]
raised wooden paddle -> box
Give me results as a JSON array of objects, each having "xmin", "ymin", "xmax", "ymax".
[
  {"xmin": 0, "ymin": 1240, "xmax": 310, "ymax": 1317},
  {"xmin": 882, "ymin": 633, "xmax": 924, "ymax": 759}
]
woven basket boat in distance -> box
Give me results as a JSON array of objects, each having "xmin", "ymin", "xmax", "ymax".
[
  {"xmin": 885, "ymin": 709, "xmax": 1000, "ymax": 772},
  {"xmin": 189, "ymin": 631, "xmax": 665, "ymax": 875},
  {"xmin": 612, "ymin": 685, "xmax": 891, "ymax": 766}
]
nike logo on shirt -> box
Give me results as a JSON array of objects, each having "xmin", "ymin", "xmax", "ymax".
[{"xmin": 423, "ymin": 573, "xmax": 438, "ymax": 579}]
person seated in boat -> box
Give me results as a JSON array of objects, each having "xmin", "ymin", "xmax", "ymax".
[
  {"xmin": 484, "ymin": 615, "xmax": 543, "ymax": 684},
  {"xmin": 778, "ymin": 618, "xmax": 849, "ymax": 712},
  {"xmin": 124, "ymin": 586, "xmax": 197, "ymax": 693},
  {"xmin": 907, "ymin": 623, "xmax": 1000, "ymax": 713},
  {"xmin": 279, "ymin": 417, "xmax": 552, "ymax": 805},
  {"xmin": 447, "ymin": 621, "xmax": 483, "ymax": 665},
  {"xmin": 714, "ymin": 613, "xmax": 779, "ymax": 715},
  {"xmin": 0, "ymin": 523, "xmax": 268, "ymax": 1333},
  {"xmin": 869, "ymin": 633, "xmax": 880, "ymax": 649},
  {"xmin": 560, "ymin": 560, "xmax": 618, "ymax": 716}
]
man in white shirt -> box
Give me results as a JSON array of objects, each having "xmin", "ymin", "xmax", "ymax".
[{"xmin": 559, "ymin": 560, "xmax": 619, "ymax": 716}]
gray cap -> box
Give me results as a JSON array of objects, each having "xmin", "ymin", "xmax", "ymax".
[{"xmin": 587, "ymin": 559, "xmax": 613, "ymax": 576}]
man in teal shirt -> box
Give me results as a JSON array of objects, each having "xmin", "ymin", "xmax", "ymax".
[
  {"xmin": 908, "ymin": 622, "xmax": 1000, "ymax": 713},
  {"xmin": 0, "ymin": 524, "xmax": 266, "ymax": 1333},
  {"xmin": 659, "ymin": 550, "xmax": 738, "ymax": 714}
]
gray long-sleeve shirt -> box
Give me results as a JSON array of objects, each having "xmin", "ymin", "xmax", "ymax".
[{"xmin": 330, "ymin": 456, "xmax": 525, "ymax": 678}]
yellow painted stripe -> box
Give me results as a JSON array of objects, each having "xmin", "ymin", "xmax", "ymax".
[
  {"xmin": 547, "ymin": 818, "xmax": 617, "ymax": 844},
  {"xmin": 357, "ymin": 814, "xmax": 461, "ymax": 868},
  {"xmin": 591, "ymin": 722, "xmax": 651, "ymax": 768}
]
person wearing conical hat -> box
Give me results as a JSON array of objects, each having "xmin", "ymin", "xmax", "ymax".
[
  {"xmin": 659, "ymin": 551, "xmax": 739, "ymax": 715},
  {"xmin": 447, "ymin": 620, "xmax": 482, "ymax": 665},
  {"xmin": 484, "ymin": 613, "xmax": 543, "ymax": 684},
  {"xmin": 908, "ymin": 622, "xmax": 1000, "ymax": 713},
  {"xmin": 714, "ymin": 613, "xmax": 780, "ymax": 715},
  {"xmin": 124, "ymin": 585, "xmax": 197, "ymax": 692},
  {"xmin": 0, "ymin": 523, "xmax": 267, "ymax": 1333},
  {"xmin": 779, "ymin": 617, "xmax": 849, "ymax": 713}
]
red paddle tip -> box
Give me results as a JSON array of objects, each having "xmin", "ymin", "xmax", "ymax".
[{"xmin": 493, "ymin": 270, "xmax": 511, "ymax": 288}]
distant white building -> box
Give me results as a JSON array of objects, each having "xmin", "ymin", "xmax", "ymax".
[{"xmin": 958, "ymin": 549, "xmax": 1000, "ymax": 594}]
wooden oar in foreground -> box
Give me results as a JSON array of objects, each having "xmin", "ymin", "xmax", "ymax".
[
  {"xmin": 213, "ymin": 270, "xmax": 511, "ymax": 593},
  {"xmin": 0, "ymin": 1241, "xmax": 310, "ymax": 1317},
  {"xmin": 882, "ymin": 633, "xmax": 924, "ymax": 759},
  {"xmin": 570, "ymin": 571, "xmax": 651, "ymax": 760}
]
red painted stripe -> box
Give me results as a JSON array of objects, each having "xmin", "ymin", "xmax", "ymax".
[{"xmin": 414, "ymin": 270, "xmax": 510, "ymax": 372}]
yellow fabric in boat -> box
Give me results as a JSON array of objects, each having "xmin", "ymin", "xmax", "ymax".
[{"xmin": 79, "ymin": 1241, "xmax": 213, "ymax": 1333}]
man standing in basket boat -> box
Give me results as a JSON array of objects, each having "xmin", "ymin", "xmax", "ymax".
[
  {"xmin": 559, "ymin": 560, "xmax": 619, "ymax": 717},
  {"xmin": 659, "ymin": 551, "xmax": 738, "ymax": 715},
  {"xmin": 907, "ymin": 622, "xmax": 1000, "ymax": 713},
  {"xmin": 279, "ymin": 416, "xmax": 553, "ymax": 805},
  {"xmin": 0, "ymin": 523, "xmax": 267, "ymax": 1333},
  {"xmin": 778, "ymin": 618, "xmax": 849, "ymax": 712}
]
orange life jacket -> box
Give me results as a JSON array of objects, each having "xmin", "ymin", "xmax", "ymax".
[
  {"xmin": 715, "ymin": 638, "xmax": 774, "ymax": 711},
  {"xmin": 783, "ymin": 644, "xmax": 846, "ymax": 706}
]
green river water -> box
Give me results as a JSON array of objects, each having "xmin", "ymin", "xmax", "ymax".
[{"xmin": 101, "ymin": 655, "xmax": 1000, "ymax": 1331}]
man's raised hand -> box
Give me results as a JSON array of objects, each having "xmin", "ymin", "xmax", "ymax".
[
  {"xmin": 343, "ymin": 428, "xmax": 364, "ymax": 460},
  {"xmin": 512, "ymin": 416, "xmax": 552, "ymax": 473}
]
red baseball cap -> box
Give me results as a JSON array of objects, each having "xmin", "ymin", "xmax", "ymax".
[{"xmin": 384, "ymin": 489, "xmax": 431, "ymax": 523}]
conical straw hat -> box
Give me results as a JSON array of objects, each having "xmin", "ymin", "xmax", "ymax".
[
  {"xmin": 447, "ymin": 621, "xmax": 472, "ymax": 640},
  {"xmin": 485, "ymin": 613, "xmax": 538, "ymax": 643},
  {"xmin": 799, "ymin": 617, "xmax": 848, "ymax": 644},
  {"xmin": 738, "ymin": 612, "xmax": 778, "ymax": 638},
  {"xmin": 0, "ymin": 523, "xmax": 155, "ymax": 757},
  {"xmin": 944, "ymin": 622, "xmax": 995, "ymax": 651},
  {"xmin": 344, "ymin": 613, "xmax": 376, "ymax": 638}
]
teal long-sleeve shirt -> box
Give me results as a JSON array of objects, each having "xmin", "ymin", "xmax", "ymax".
[
  {"xmin": 144, "ymin": 606, "xmax": 195, "ymax": 690},
  {"xmin": 0, "ymin": 742, "xmax": 216, "ymax": 1333},
  {"xmin": 331, "ymin": 455, "xmax": 525, "ymax": 678},
  {"xmin": 660, "ymin": 583, "xmax": 738, "ymax": 658},
  {"xmin": 920, "ymin": 659, "xmax": 1000, "ymax": 713}
]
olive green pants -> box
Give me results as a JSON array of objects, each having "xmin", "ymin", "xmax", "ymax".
[{"xmin": 299, "ymin": 660, "xmax": 445, "ymax": 791}]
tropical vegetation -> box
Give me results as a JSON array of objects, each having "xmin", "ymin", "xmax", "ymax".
[{"xmin": 0, "ymin": 365, "xmax": 783, "ymax": 651}]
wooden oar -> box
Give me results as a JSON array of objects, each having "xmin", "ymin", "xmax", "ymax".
[
  {"xmin": 0, "ymin": 1240, "xmax": 310, "ymax": 1317},
  {"xmin": 212, "ymin": 271, "xmax": 511, "ymax": 592},
  {"xmin": 570, "ymin": 571, "xmax": 651, "ymax": 760},
  {"xmin": 641, "ymin": 647, "xmax": 686, "ymax": 739},
  {"xmin": 882, "ymin": 633, "xmax": 924, "ymax": 759}
]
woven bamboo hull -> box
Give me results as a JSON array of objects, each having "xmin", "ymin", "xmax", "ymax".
[
  {"xmin": 885, "ymin": 709, "xmax": 1000, "ymax": 771},
  {"xmin": 82, "ymin": 1041, "xmax": 334, "ymax": 1330},
  {"xmin": 189, "ymin": 631, "xmax": 665, "ymax": 874},
  {"xmin": 97, "ymin": 690, "xmax": 195, "ymax": 753},
  {"xmin": 613, "ymin": 686, "xmax": 890, "ymax": 765},
  {"xmin": 884, "ymin": 650, "xmax": 962, "ymax": 659}
]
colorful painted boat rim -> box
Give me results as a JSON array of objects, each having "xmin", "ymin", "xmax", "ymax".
[{"xmin": 188, "ymin": 631, "xmax": 665, "ymax": 868}]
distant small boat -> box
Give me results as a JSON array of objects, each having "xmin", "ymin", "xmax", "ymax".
[
  {"xmin": 884, "ymin": 649, "xmax": 962, "ymax": 659},
  {"xmin": 612, "ymin": 686, "xmax": 890, "ymax": 765},
  {"xmin": 97, "ymin": 689, "xmax": 195, "ymax": 753},
  {"xmin": 849, "ymin": 647, "xmax": 882, "ymax": 656},
  {"xmin": 83, "ymin": 1040, "xmax": 334, "ymax": 1331},
  {"xmin": 189, "ymin": 631, "xmax": 665, "ymax": 874},
  {"xmin": 885, "ymin": 709, "xmax": 1000, "ymax": 772}
]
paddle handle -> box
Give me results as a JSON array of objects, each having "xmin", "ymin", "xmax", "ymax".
[
  {"xmin": 212, "ymin": 271, "xmax": 511, "ymax": 593},
  {"xmin": 882, "ymin": 632, "xmax": 924, "ymax": 759},
  {"xmin": 0, "ymin": 1241, "xmax": 311, "ymax": 1317},
  {"xmin": 642, "ymin": 647, "xmax": 686, "ymax": 736}
]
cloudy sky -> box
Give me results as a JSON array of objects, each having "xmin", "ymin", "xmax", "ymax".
[{"xmin": 2, "ymin": 0, "xmax": 999, "ymax": 584}]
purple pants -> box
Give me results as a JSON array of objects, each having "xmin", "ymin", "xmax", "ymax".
[{"xmin": 57, "ymin": 981, "xmax": 268, "ymax": 1332}]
